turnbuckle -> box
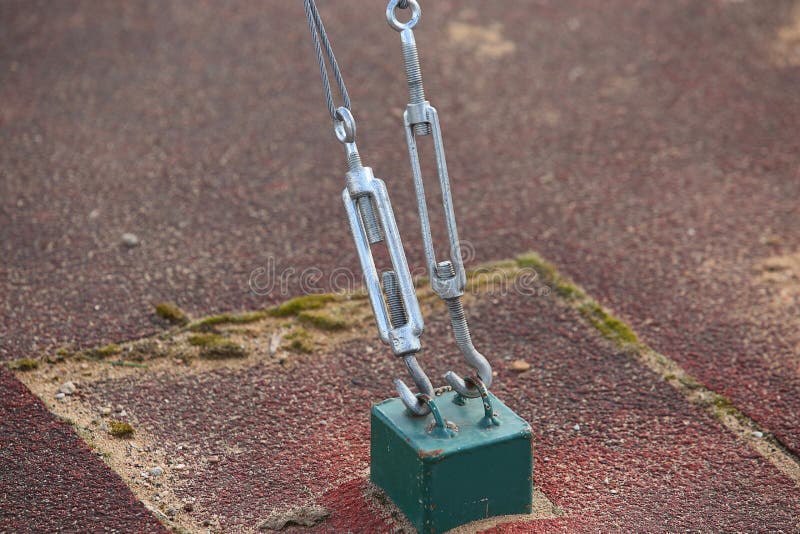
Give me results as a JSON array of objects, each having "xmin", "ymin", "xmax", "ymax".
[
  {"xmin": 334, "ymin": 107, "xmax": 434, "ymax": 415},
  {"xmin": 387, "ymin": 1, "xmax": 493, "ymax": 398}
]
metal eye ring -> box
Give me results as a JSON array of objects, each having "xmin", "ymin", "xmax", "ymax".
[
  {"xmin": 333, "ymin": 106, "xmax": 356, "ymax": 144},
  {"xmin": 386, "ymin": 0, "xmax": 421, "ymax": 32}
]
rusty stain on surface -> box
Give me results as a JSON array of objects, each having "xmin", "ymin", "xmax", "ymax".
[{"xmin": 418, "ymin": 448, "xmax": 444, "ymax": 459}]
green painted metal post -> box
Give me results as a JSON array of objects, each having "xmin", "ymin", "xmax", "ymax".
[{"xmin": 370, "ymin": 391, "xmax": 533, "ymax": 533}]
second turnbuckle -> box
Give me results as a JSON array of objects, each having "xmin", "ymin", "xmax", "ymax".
[{"xmin": 387, "ymin": 0, "xmax": 493, "ymax": 399}]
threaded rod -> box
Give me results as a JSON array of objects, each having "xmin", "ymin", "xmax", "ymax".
[{"xmin": 382, "ymin": 270, "xmax": 408, "ymax": 328}]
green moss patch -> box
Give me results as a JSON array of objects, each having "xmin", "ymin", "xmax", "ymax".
[
  {"xmin": 284, "ymin": 329, "xmax": 315, "ymax": 353},
  {"xmin": 85, "ymin": 344, "xmax": 121, "ymax": 358},
  {"xmin": 187, "ymin": 311, "xmax": 268, "ymax": 332},
  {"xmin": 7, "ymin": 357, "xmax": 39, "ymax": 371},
  {"xmin": 515, "ymin": 252, "xmax": 585, "ymax": 300},
  {"xmin": 579, "ymin": 302, "xmax": 638, "ymax": 345},
  {"xmin": 516, "ymin": 252, "xmax": 558, "ymax": 280},
  {"xmin": 109, "ymin": 420, "xmax": 134, "ymax": 438},
  {"xmin": 199, "ymin": 340, "xmax": 247, "ymax": 360},
  {"xmin": 297, "ymin": 310, "xmax": 348, "ymax": 331},
  {"xmin": 267, "ymin": 294, "xmax": 336, "ymax": 318},
  {"xmin": 185, "ymin": 332, "xmax": 247, "ymax": 359},
  {"xmin": 154, "ymin": 302, "xmax": 188, "ymax": 325},
  {"xmin": 187, "ymin": 333, "xmax": 225, "ymax": 347}
]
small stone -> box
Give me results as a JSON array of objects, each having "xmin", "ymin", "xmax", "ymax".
[
  {"xmin": 99, "ymin": 406, "xmax": 112, "ymax": 415},
  {"xmin": 145, "ymin": 505, "xmax": 168, "ymax": 522},
  {"xmin": 121, "ymin": 233, "xmax": 140, "ymax": 247},
  {"xmin": 80, "ymin": 363, "xmax": 89, "ymax": 370},
  {"xmin": 208, "ymin": 456, "xmax": 220, "ymax": 464},
  {"xmin": 59, "ymin": 381, "xmax": 76, "ymax": 395},
  {"xmin": 752, "ymin": 431, "xmax": 764, "ymax": 439},
  {"xmin": 173, "ymin": 463, "xmax": 186, "ymax": 470},
  {"xmin": 610, "ymin": 489, "xmax": 619, "ymax": 494},
  {"xmin": 150, "ymin": 466, "xmax": 163, "ymax": 477},
  {"xmin": 260, "ymin": 505, "xmax": 330, "ymax": 531},
  {"xmin": 573, "ymin": 424, "xmax": 581, "ymax": 431},
  {"xmin": 140, "ymin": 471, "xmax": 150, "ymax": 478},
  {"xmin": 510, "ymin": 359, "xmax": 531, "ymax": 372},
  {"xmin": 54, "ymin": 392, "xmax": 66, "ymax": 400},
  {"xmin": 118, "ymin": 410, "xmax": 127, "ymax": 417},
  {"xmin": 115, "ymin": 404, "xmax": 124, "ymax": 412}
]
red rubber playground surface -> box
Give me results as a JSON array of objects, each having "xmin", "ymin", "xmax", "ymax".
[{"xmin": 2, "ymin": 0, "xmax": 800, "ymax": 531}]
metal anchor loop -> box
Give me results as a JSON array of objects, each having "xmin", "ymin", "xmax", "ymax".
[
  {"xmin": 463, "ymin": 376, "xmax": 500, "ymax": 427},
  {"xmin": 333, "ymin": 106, "xmax": 356, "ymax": 144},
  {"xmin": 415, "ymin": 392, "xmax": 456, "ymax": 438},
  {"xmin": 386, "ymin": 0, "xmax": 421, "ymax": 32}
]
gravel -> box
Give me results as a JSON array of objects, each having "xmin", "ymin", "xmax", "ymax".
[
  {"xmin": 121, "ymin": 233, "xmax": 140, "ymax": 247},
  {"xmin": 510, "ymin": 359, "xmax": 531, "ymax": 372}
]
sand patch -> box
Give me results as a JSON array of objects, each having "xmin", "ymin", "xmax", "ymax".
[
  {"xmin": 447, "ymin": 21, "xmax": 516, "ymax": 59},
  {"xmin": 772, "ymin": 3, "xmax": 800, "ymax": 66}
]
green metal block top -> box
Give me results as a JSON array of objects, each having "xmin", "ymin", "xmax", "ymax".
[
  {"xmin": 372, "ymin": 391, "xmax": 531, "ymax": 461},
  {"xmin": 371, "ymin": 391, "xmax": 533, "ymax": 533}
]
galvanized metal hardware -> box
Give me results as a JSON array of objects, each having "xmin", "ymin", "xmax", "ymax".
[
  {"xmin": 304, "ymin": 4, "xmax": 535, "ymax": 530},
  {"xmin": 305, "ymin": 0, "xmax": 497, "ymax": 414},
  {"xmin": 304, "ymin": 0, "xmax": 434, "ymax": 415},
  {"xmin": 387, "ymin": 0, "xmax": 493, "ymax": 399},
  {"xmin": 338, "ymin": 123, "xmax": 433, "ymax": 415}
]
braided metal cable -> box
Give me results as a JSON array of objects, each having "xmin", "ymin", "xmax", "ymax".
[{"xmin": 303, "ymin": 0, "xmax": 351, "ymax": 119}]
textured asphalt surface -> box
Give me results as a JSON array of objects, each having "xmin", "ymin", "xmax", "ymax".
[
  {"xmin": 0, "ymin": 368, "xmax": 168, "ymax": 533},
  {"xmin": 2, "ymin": 0, "xmax": 800, "ymax": 531},
  {"xmin": 88, "ymin": 290, "xmax": 800, "ymax": 532}
]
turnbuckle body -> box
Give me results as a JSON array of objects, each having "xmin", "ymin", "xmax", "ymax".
[
  {"xmin": 342, "ymin": 164, "xmax": 423, "ymax": 355},
  {"xmin": 389, "ymin": 0, "xmax": 493, "ymax": 399},
  {"xmin": 335, "ymin": 107, "xmax": 434, "ymax": 415},
  {"xmin": 403, "ymin": 104, "xmax": 466, "ymax": 301}
]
